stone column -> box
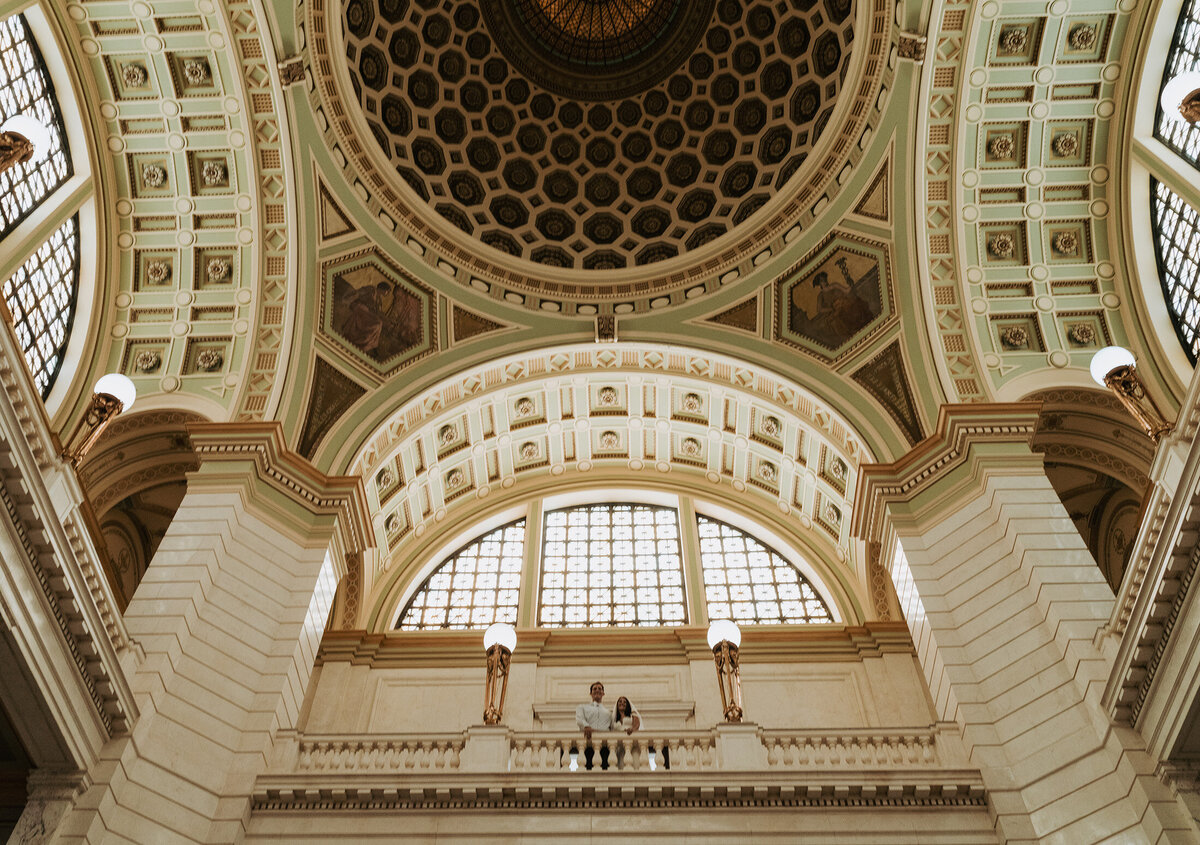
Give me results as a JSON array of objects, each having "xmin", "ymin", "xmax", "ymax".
[
  {"xmin": 58, "ymin": 423, "xmax": 370, "ymax": 843},
  {"xmin": 853, "ymin": 404, "xmax": 1192, "ymax": 844}
]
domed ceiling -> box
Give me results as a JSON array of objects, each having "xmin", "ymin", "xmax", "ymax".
[{"xmin": 342, "ymin": 0, "xmax": 855, "ymax": 270}]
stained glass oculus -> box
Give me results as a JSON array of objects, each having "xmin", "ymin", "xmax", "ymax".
[
  {"xmin": 479, "ymin": 0, "xmax": 714, "ymax": 100},
  {"xmin": 396, "ymin": 520, "xmax": 525, "ymax": 630},
  {"xmin": 1154, "ymin": 0, "xmax": 1200, "ymax": 166},
  {"xmin": 539, "ymin": 503, "xmax": 687, "ymax": 627},
  {"xmin": 2, "ymin": 215, "xmax": 79, "ymax": 397},
  {"xmin": 0, "ymin": 14, "xmax": 71, "ymax": 238},
  {"xmin": 1151, "ymin": 179, "xmax": 1200, "ymax": 363},
  {"xmin": 698, "ymin": 516, "xmax": 835, "ymax": 625}
]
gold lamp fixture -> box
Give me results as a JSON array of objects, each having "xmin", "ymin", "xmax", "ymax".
[
  {"xmin": 0, "ymin": 115, "xmax": 51, "ymax": 173},
  {"xmin": 1090, "ymin": 346, "xmax": 1173, "ymax": 443},
  {"xmin": 63, "ymin": 373, "xmax": 137, "ymax": 464},
  {"xmin": 707, "ymin": 618, "xmax": 744, "ymax": 723},
  {"xmin": 482, "ymin": 622, "xmax": 516, "ymax": 725},
  {"xmin": 1162, "ymin": 72, "xmax": 1200, "ymax": 125}
]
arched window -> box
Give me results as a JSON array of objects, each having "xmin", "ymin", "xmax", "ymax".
[
  {"xmin": 397, "ymin": 520, "xmax": 525, "ymax": 630},
  {"xmin": 0, "ymin": 12, "xmax": 80, "ymax": 399},
  {"xmin": 539, "ymin": 503, "xmax": 687, "ymax": 627},
  {"xmin": 1155, "ymin": 0, "xmax": 1200, "ymax": 166},
  {"xmin": 2, "ymin": 215, "xmax": 78, "ymax": 395},
  {"xmin": 1151, "ymin": 179, "xmax": 1200, "ymax": 363},
  {"xmin": 394, "ymin": 500, "xmax": 836, "ymax": 630},
  {"xmin": 0, "ymin": 13, "xmax": 71, "ymax": 236},
  {"xmin": 698, "ymin": 516, "xmax": 835, "ymax": 625}
]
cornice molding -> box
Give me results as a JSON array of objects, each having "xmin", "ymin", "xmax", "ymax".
[
  {"xmin": 186, "ymin": 422, "xmax": 373, "ymax": 563},
  {"xmin": 252, "ymin": 772, "xmax": 987, "ymax": 812},
  {"xmin": 317, "ymin": 623, "xmax": 915, "ymax": 668},
  {"xmin": 851, "ymin": 403, "xmax": 1042, "ymax": 545},
  {"xmin": 0, "ymin": 327, "xmax": 139, "ymax": 758}
]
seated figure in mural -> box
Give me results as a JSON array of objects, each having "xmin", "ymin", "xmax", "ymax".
[
  {"xmin": 575, "ymin": 680, "xmax": 613, "ymax": 770},
  {"xmin": 338, "ymin": 279, "xmax": 393, "ymax": 354},
  {"xmin": 789, "ymin": 254, "xmax": 881, "ymax": 350},
  {"xmin": 332, "ymin": 268, "xmax": 425, "ymax": 362}
]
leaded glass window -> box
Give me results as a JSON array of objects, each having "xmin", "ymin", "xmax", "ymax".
[
  {"xmin": 540, "ymin": 503, "xmax": 687, "ymax": 627},
  {"xmin": 0, "ymin": 14, "xmax": 72, "ymax": 237},
  {"xmin": 3, "ymin": 215, "xmax": 79, "ymax": 396},
  {"xmin": 1151, "ymin": 179, "xmax": 1200, "ymax": 363},
  {"xmin": 1155, "ymin": 0, "xmax": 1200, "ymax": 165},
  {"xmin": 393, "ymin": 501, "xmax": 838, "ymax": 630},
  {"xmin": 396, "ymin": 519, "xmax": 525, "ymax": 629},
  {"xmin": 698, "ymin": 516, "xmax": 834, "ymax": 624}
]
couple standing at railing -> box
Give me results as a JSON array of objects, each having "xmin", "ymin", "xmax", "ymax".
[{"xmin": 574, "ymin": 681, "xmax": 669, "ymax": 770}]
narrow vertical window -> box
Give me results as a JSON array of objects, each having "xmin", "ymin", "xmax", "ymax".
[
  {"xmin": 1151, "ymin": 179, "xmax": 1200, "ymax": 363},
  {"xmin": 0, "ymin": 13, "xmax": 72, "ymax": 237},
  {"xmin": 3, "ymin": 215, "xmax": 79, "ymax": 396}
]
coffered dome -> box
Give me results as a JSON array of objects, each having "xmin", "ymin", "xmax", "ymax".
[{"xmin": 342, "ymin": 0, "xmax": 855, "ymax": 271}]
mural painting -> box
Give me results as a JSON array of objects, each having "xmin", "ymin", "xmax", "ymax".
[
  {"xmin": 774, "ymin": 234, "xmax": 893, "ymax": 363},
  {"xmin": 330, "ymin": 264, "xmax": 425, "ymax": 364},
  {"xmin": 785, "ymin": 249, "xmax": 882, "ymax": 351}
]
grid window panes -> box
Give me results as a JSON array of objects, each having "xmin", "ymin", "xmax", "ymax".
[
  {"xmin": 0, "ymin": 14, "xmax": 72, "ymax": 237},
  {"xmin": 1155, "ymin": 0, "xmax": 1200, "ymax": 166},
  {"xmin": 539, "ymin": 503, "xmax": 687, "ymax": 627},
  {"xmin": 2, "ymin": 215, "xmax": 79, "ymax": 396},
  {"xmin": 1152, "ymin": 179, "xmax": 1200, "ymax": 363},
  {"xmin": 396, "ymin": 519, "xmax": 525, "ymax": 629},
  {"xmin": 698, "ymin": 516, "xmax": 834, "ymax": 624}
]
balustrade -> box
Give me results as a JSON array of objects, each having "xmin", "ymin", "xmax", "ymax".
[
  {"xmin": 297, "ymin": 735, "xmax": 466, "ymax": 772},
  {"xmin": 284, "ymin": 727, "xmax": 942, "ymax": 775},
  {"xmin": 508, "ymin": 730, "xmax": 716, "ymax": 772}
]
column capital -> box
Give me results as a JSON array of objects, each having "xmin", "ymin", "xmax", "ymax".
[
  {"xmin": 186, "ymin": 422, "xmax": 373, "ymax": 565},
  {"xmin": 852, "ymin": 403, "xmax": 1042, "ymax": 545}
]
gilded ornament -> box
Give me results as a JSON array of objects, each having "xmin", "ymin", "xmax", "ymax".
[
  {"xmin": 141, "ymin": 164, "xmax": 167, "ymax": 188},
  {"xmin": 999, "ymin": 325, "xmax": 1030, "ymax": 349},
  {"xmin": 195, "ymin": 349, "xmax": 224, "ymax": 371},
  {"xmin": 201, "ymin": 160, "xmax": 228, "ymax": 186},
  {"xmin": 757, "ymin": 462, "xmax": 777, "ymax": 483},
  {"xmin": 999, "ymin": 27, "xmax": 1028, "ymax": 54},
  {"xmin": 1068, "ymin": 24, "xmax": 1097, "ymax": 51},
  {"xmin": 987, "ymin": 232, "xmax": 1016, "ymax": 259},
  {"xmin": 145, "ymin": 260, "xmax": 171, "ymax": 284},
  {"xmin": 206, "ymin": 257, "xmax": 232, "ymax": 282},
  {"xmin": 760, "ymin": 416, "xmax": 781, "ymax": 437},
  {"xmin": 376, "ymin": 467, "xmax": 395, "ymax": 489},
  {"xmin": 1052, "ymin": 231, "xmax": 1079, "ymax": 256},
  {"xmin": 987, "ymin": 134, "xmax": 1015, "ymax": 160},
  {"xmin": 599, "ymin": 430, "xmax": 619, "ymax": 449},
  {"xmin": 515, "ymin": 397, "xmax": 535, "ymax": 417},
  {"xmin": 1068, "ymin": 323, "xmax": 1097, "ymax": 346},
  {"xmin": 598, "ymin": 386, "xmax": 618, "ymax": 406},
  {"xmin": 122, "ymin": 63, "xmax": 148, "ymax": 87},
  {"xmin": 133, "ymin": 350, "xmax": 161, "ymax": 372},
  {"xmin": 519, "ymin": 442, "xmax": 538, "ymax": 460},
  {"xmin": 182, "ymin": 59, "xmax": 211, "ymax": 85},
  {"xmin": 682, "ymin": 392, "xmax": 702, "ymax": 412},
  {"xmin": 1051, "ymin": 132, "xmax": 1079, "ymax": 157},
  {"xmin": 438, "ymin": 424, "xmax": 457, "ymax": 445},
  {"xmin": 446, "ymin": 468, "xmax": 465, "ymax": 488},
  {"xmin": 681, "ymin": 437, "xmax": 701, "ymax": 457}
]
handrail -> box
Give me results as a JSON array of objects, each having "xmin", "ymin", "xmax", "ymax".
[{"xmin": 283, "ymin": 725, "xmax": 949, "ymax": 774}]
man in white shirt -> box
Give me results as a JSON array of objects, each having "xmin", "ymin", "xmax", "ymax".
[{"xmin": 575, "ymin": 681, "xmax": 613, "ymax": 770}]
